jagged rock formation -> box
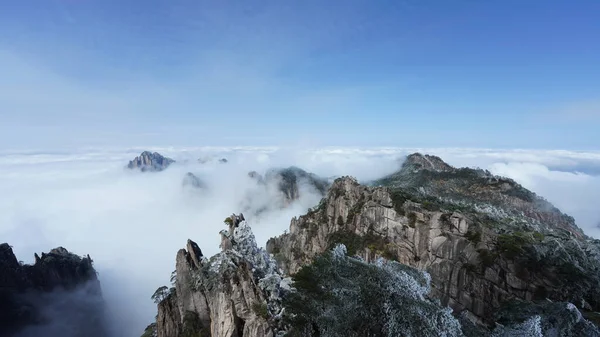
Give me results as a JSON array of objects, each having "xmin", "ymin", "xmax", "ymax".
[
  {"xmin": 151, "ymin": 214, "xmax": 290, "ymax": 337},
  {"xmin": 267, "ymin": 153, "xmax": 600, "ymax": 328},
  {"xmin": 0, "ymin": 244, "xmax": 106, "ymax": 337},
  {"xmin": 243, "ymin": 167, "xmax": 330, "ymax": 215},
  {"xmin": 182, "ymin": 172, "xmax": 205, "ymax": 189},
  {"xmin": 127, "ymin": 151, "xmax": 175, "ymax": 172},
  {"xmin": 263, "ymin": 167, "xmax": 329, "ymax": 202}
]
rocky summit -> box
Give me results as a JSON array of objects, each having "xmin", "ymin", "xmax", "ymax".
[
  {"xmin": 0, "ymin": 244, "xmax": 107, "ymax": 337},
  {"xmin": 127, "ymin": 151, "xmax": 175, "ymax": 172},
  {"xmin": 145, "ymin": 152, "xmax": 600, "ymax": 336},
  {"xmin": 148, "ymin": 213, "xmax": 290, "ymax": 337}
]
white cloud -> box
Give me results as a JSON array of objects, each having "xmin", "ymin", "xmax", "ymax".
[{"xmin": 1, "ymin": 147, "xmax": 599, "ymax": 335}]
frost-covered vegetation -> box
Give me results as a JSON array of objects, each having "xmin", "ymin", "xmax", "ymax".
[
  {"xmin": 279, "ymin": 244, "xmax": 600, "ymax": 337},
  {"xmin": 282, "ymin": 244, "xmax": 465, "ymax": 337},
  {"xmin": 190, "ymin": 220, "xmax": 291, "ymax": 332},
  {"xmin": 491, "ymin": 301, "xmax": 600, "ymax": 337}
]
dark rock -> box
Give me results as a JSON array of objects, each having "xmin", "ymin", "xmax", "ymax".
[
  {"xmin": 264, "ymin": 167, "xmax": 329, "ymax": 201},
  {"xmin": 127, "ymin": 151, "xmax": 175, "ymax": 172},
  {"xmin": 0, "ymin": 244, "xmax": 106, "ymax": 337},
  {"xmin": 186, "ymin": 239, "xmax": 203, "ymax": 269}
]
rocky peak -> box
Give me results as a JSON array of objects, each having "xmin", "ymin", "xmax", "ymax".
[
  {"xmin": 402, "ymin": 153, "xmax": 454, "ymax": 172},
  {"xmin": 0, "ymin": 244, "xmax": 106, "ymax": 336},
  {"xmin": 151, "ymin": 213, "xmax": 289, "ymax": 337},
  {"xmin": 253, "ymin": 166, "xmax": 329, "ymax": 201},
  {"xmin": 127, "ymin": 151, "xmax": 175, "ymax": 172},
  {"xmin": 376, "ymin": 153, "xmax": 584, "ymax": 239},
  {"xmin": 182, "ymin": 172, "xmax": 205, "ymax": 189}
]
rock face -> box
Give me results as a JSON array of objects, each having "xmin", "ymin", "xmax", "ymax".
[
  {"xmin": 267, "ymin": 154, "xmax": 600, "ymax": 326},
  {"xmin": 0, "ymin": 244, "xmax": 106, "ymax": 337},
  {"xmin": 245, "ymin": 167, "xmax": 329, "ymax": 210},
  {"xmin": 127, "ymin": 151, "xmax": 175, "ymax": 172},
  {"xmin": 263, "ymin": 167, "xmax": 329, "ymax": 202},
  {"xmin": 152, "ymin": 214, "xmax": 289, "ymax": 337}
]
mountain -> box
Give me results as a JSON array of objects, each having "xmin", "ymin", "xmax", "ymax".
[
  {"xmin": 267, "ymin": 154, "xmax": 600, "ymax": 331},
  {"xmin": 182, "ymin": 172, "xmax": 206, "ymax": 189},
  {"xmin": 0, "ymin": 244, "xmax": 107, "ymax": 337},
  {"xmin": 249, "ymin": 167, "xmax": 329, "ymax": 203},
  {"xmin": 127, "ymin": 151, "xmax": 175, "ymax": 172},
  {"xmin": 373, "ymin": 153, "xmax": 582, "ymax": 238},
  {"xmin": 143, "ymin": 153, "xmax": 600, "ymax": 336}
]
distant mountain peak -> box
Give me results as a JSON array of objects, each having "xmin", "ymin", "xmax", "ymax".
[
  {"xmin": 402, "ymin": 153, "xmax": 454, "ymax": 172},
  {"xmin": 127, "ymin": 151, "xmax": 175, "ymax": 172}
]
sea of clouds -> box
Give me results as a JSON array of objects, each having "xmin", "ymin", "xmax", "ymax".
[{"xmin": 1, "ymin": 146, "xmax": 599, "ymax": 336}]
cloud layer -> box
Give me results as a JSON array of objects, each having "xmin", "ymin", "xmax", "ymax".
[{"xmin": 1, "ymin": 147, "xmax": 599, "ymax": 336}]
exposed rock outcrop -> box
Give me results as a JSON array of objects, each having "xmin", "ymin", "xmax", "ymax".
[
  {"xmin": 263, "ymin": 167, "xmax": 329, "ymax": 202},
  {"xmin": 127, "ymin": 151, "xmax": 175, "ymax": 172},
  {"xmin": 243, "ymin": 167, "xmax": 330, "ymax": 215},
  {"xmin": 267, "ymin": 154, "xmax": 600, "ymax": 326},
  {"xmin": 0, "ymin": 244, "xmax": 106, "ymax": 337},
  {"xmin": 151, "ymin": 214, "xmax": 289, "ymax": 337}
]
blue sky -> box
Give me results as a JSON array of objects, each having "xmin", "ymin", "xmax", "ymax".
[{"xmin": 0, "ymin": 0, "xmax": 599, "ymax": 149}]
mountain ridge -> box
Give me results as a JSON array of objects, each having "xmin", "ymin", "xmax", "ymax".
[{"xmin": 144, "ymin": 152, "xmax": 600, "ymax": 336}]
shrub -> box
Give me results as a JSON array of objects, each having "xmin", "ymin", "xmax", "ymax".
[
  {"xmin": 496, "ymin": 232, "xmax": 533, "ymax": 259},
  {"xmin": 464, "ymin": 230, "xmax": 482, "ymax": 244},
  {"xmin": 389, "ymin": 190, "xmax": 409, "ymax": 216},
  {"xmin": 463, "ymin": 263, "xmax": 478, "ymax": 274},
  {"xmin": 252, "ymin": 301, "xmax": 269, "ymax": 319},
  {"xmin": 151, "ymin": 285, "xmax": 169, "ymax": 304},
  {"xmin": 337, "ymin": 215, "xmax": 344, "ymax": 226},
  {"xmin": 224, "ymin": 217, "xmax": 233, "ymax": 226},
  {"xmin": 408, "ymin": 212, "xmax": 418, "ymax": 228},
  {"xmin": 477, "ymin": 248, "xmax": 497, "ymax": 269}
]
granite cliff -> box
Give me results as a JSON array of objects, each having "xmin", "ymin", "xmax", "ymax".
[
  {"xmin": 240, "ymin": 167, "xmax": 329, "ymax": 215},
  {"xmin": 149, "ymin": 214, "xmax": 290, "ymax": 337},
  {"xmin": 127, "ymin": 151, "xmax": 176, "ymax": 172},
  {"xmin": 267, "ymin": 153, "xmax": 600, "ymax": 331}
]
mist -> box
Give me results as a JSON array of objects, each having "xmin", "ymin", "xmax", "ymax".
[{"xmin": 1, "ymin": 147, "xmax": 599, "ymax": 336}]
